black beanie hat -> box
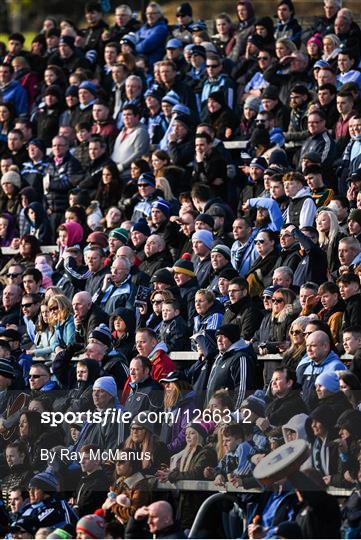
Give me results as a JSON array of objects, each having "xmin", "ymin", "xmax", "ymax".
[{"xmin": 215, "ymin": 324, "xmax": 240, "ymax": 343}]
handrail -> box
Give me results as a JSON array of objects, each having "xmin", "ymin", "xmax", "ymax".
[
  {"xmin": 154, "ymin": 479, "xmax": 352, "ymax": 497},
  {"xmin": 170, "ymin": 352, "xmax": 353, "ymax": 362},
  {"xmin": 1, "ymin": 246, "xmax": 58, "ymax": 255}
]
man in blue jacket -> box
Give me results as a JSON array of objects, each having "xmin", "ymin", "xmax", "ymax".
[
  {"xmin": 296, "ymin": 330, "xmax": 346, "ymax": 408},
  {"xmin": 0, "ymin": 63, "xmax": 28, "ymax": 116},
  {"xmin": 136, "ymin": 3, "xmax": 168, "ymax": 67}
]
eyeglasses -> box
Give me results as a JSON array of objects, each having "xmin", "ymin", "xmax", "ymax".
[
  {"xmin": 49, "ymin": 305, "xmax": 58, "ymax": 312},
  {"xmin": 21, "ymin": 302, "xmax": 34, "ymax": 309},
  {"xmin": 272, "ymin": 298, "xmax": 285, "ymax": 304},
  {"xmin": 151, "ymin": 300, "xmax": 163, "ymax": 305},
  {"xmin": 254, "ymin": 239, "xmax": 265, "ymax": 245},
  {"xmin": 290, "ymin": 329, "xmax": 303, "ymax": 335},
  {"xmin": 206, "ymin": 64, "xmax": 220, "ymax": 68},
  {"xmin": 7, "ymin": 273, "xmax": 21, "ymax": 278}
]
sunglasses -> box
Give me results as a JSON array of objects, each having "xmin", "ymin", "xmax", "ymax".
[
  {"xmin": 258, "ymin": 56, "xmax": 269, "ymax": 60},
  {"xmin": 21, "ymin": 302, "xmax": 34, "ymax": 308},
  {"xmin": 7, "ymin": 273, "xmax": 21, "ymax": 278},
  {"xmin": 254, "ymin": 239, "xmax": 265, "ymax": 244},
  {"xmin": 138, "ymin": 183, "xmax": 151, "ymax": 187},
  {"xmin": 272, "ymin": 298, "xmax": 285, "ymax": 304},
  {"xmin": 29, "ymin": 374, "xmax": 42, "ymax": 379},
  {"xmin": 130, "ymin": 426, "xmax": 145, "ymax": 431},
  {"xmin": 49, "ymin": 306, "xmax": 58, "ymax": 312},
  {"xmin": 290, "ymin": 329, "xmax": 303, "ymax": 336},
  {"xmin": 262, "ymin": 295, "xmax": 272, "ymax": 300},
  {"xmin": 303, "ymin": 331, "xmax": 313, "ymax": 336},
  {"xmin": 151, "ymin": 300, "xmax": 163, "ymax": 305},
  {"xmin": 206, "ymin": 64, "xmax": 219, "ymax": 68}
]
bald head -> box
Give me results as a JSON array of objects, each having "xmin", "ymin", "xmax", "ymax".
[
  {"xmin": 116, "ymin": 245, "xmax": 135, "ymax": 264},
  {"xmin": 306, "ymin": 330, "xmax": 330, "ymax": 363},
  {"xmin": 147, "ymin": 501, "xmax": 174, "ymax": 533},
  {"xmin": 144, "ymin": 234, "xmax": 165, "ymax": 258},
  {"xmin": 72, "ymin": 291, "xmax": 92, "ymax": 320}
]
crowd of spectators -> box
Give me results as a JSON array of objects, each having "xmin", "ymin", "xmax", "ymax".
[{"xmin": 1, "ymin": 0, "xmax": 361, "ymax": 537}]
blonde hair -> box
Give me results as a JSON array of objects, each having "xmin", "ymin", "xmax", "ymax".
[
  {"xmin": 48, "ymin": 294, "xmax": 73, "ymax": 324},
  {"xmin": 156, "ymin": 177, "xmax": 175, "ymax": 201},
  {"xmin": 317, "ymin": 208, "xmax": 340, "ymax": 248}
]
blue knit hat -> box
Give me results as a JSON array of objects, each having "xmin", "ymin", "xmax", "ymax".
[
  {"xmin": 79, "ymin": 80, "xmax": 98, "ymax": 96},
  {"xmin": 93, "ymin": 376, "xmax": 117, "ymax": 397},
  {"xmin": 162, "ymin": 90, "xmax": 180, "ymax": 106},
  {"xmin": 138, "ymin": 172, "xmax": 155, "ymax": 187},
  {"xmin": 192, "ymin": 230, "xmax": 213, "ymax": 250},
  {"xmin": 29, "ymin": 471, "xmax": 58, "ymax": 492},
  {"xmin": 315, "ymin": 372, "xmax": 340, "ymax": 393},
  {"xmin": 152, "ymin": 199, "xmax": 171, "ymax": 217}
]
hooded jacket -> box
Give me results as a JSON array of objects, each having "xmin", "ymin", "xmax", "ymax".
[
  {"xmin": 285, "ymin": 186, "xmax": 317, "ymax": 228},
  {"xmin": 296, "ymin": 350, "xmax": 346, "ymax": 409},
  {"xmin": 206, "ymin": 338, "xmax": 257, "ymax": 407},
  {"xmin": 24, "ymin": 202, "xmax": 52, "ymax": 244},
  {"xmin": 110, "ymin": 307, "xmax": 136, "ymax": 359}
]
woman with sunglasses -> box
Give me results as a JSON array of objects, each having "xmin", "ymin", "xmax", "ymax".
[
  {"xmin": 245, "ymin": 229, "xmax": 279, "ymax": 297},
  {"xmin": 282, "ymin": 316, "xmax": 312, "ymax": 371},
  {"xmin": 48, "ymin": 294, "xmax": 75, "ymax": 354},
  {"xmin": 258, "ymin": 288, "xmax": 297, "ymax": 384},
  {"xmin": 122, "ymin": 414, "xmax": 170, "ymax": 474}
]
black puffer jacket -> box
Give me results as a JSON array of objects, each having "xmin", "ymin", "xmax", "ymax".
[
  {"xmin": 44, "ymin": 151, "xmax": 84, "ymax": 214},
  {"xmin": 223, "ymin": 296, "xmax": 264, "ymax": 340}
]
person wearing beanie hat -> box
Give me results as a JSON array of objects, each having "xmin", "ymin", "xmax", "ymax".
[
  {"xmin": 206, "ymin": 323, "xmax": 257, "ymax": 407},
  {"xmin": 191, "ymin": 229, "xmax": 214, "ymax": 288},
  {"xmin": 109, "ymin": 227, "xmax": 128, "ymax": 245},
  {"xmin": 195, "ymin": 213, "xmax": 214, "ymax": 231},
  {"xmin": 93, "ymin": 376, "xmax": 118, "ymax": 402},
  {"xmin": 1, "ymin": 170, "xmax": 21, "ymax": 190},
  {"xmin": 131, "ymin": 174, "xmax": 161, "ymax": 224},
  {"xmin": 151, "ymin": 199, "xmax": 171, "ymax": 219},
  {"xmin": 29, "ymin": 471, "xmax": 59, "ymax": 493},
  {"xmin": 172, "ymin": 258, "xmax": 195, "ymax": 278},
  {"xmin": 20, "ymin": 470, "xmax": 78, "ymax": 531},
  {"xmin": 216, "ymin": 323, "xmax": 240, "ymax": 344},
  {"xmin": 47, "ymin": 528, "xmax": 73, "ymax": 539},
  {"xmin": 241, "ymin": 390, "xmax": 266, "ymax": 419},
  {"xmin": 65, "ymin": 85, "xmax": 79, "ymax": 97},
  {"xmin": 0, "ymin": 358, "xmax": 15, "ymax": 380},
  {"xmin": 28, "ymin": 138, "xmax": 46, "ymax": 155},
  {"xmin": 348, "ymin": 209, "xmax": 361, "ymax": 240},
  {"xmin": 172, "ymin": 255, "xmax": 199, "ymax": 330},
  {"xmin": 150, "ymin": 268, "xmax": 176, "ymax": 286},
  {"xmin": 87, "ymin": 231, "xmax": 108, "ymax": 249},
  {"xmin": 315, "ymin": 371, "xmax": 353, "ymax": 422},
  {"xmin": 76, "ymin": 514, "xmax": 106, "ymax": 539},
  {"xmin": 89, "ymin": 323, "xmax": 113, "ymax": 349},
  {"xmin": 211, "ymin": 244, "xmax": 231, "ymax": 261},
  {"xmin": 244, "ymin": 95, "xmax": 260, "ymax": 113}
]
